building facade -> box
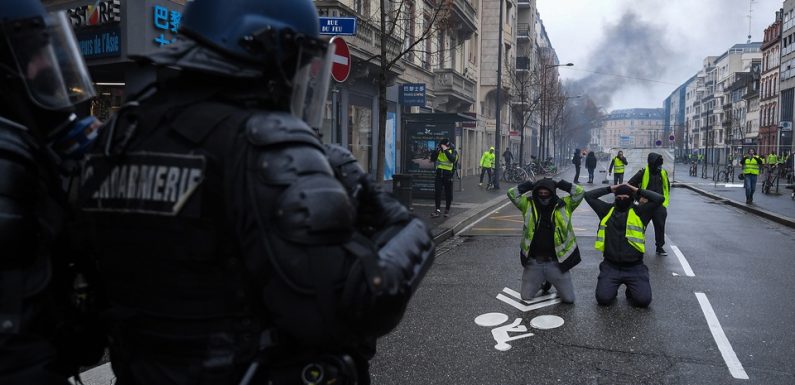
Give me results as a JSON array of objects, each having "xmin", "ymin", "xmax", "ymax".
[
  {"xmin": 598, "ymin": 108, "xmax": 665, "ymax": 151},
  {"xmin": 760, "ymin": 10, "xmax": 782, "ymax": 154}
]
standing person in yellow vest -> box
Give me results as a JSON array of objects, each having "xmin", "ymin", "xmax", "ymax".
[
  {"xmin": 608, "ymin": 150, "xmax": 628, "ymax": 184},
  {"xmin": 741, "ymin": 148, "xmax": 764, "ymax": 204},
  {"xmin": 431, "ymin": 138, "xmax": 458, "ymax": 217},
  {"xmin": 584, "ymin": 184, "xmax": 664, "ymax": 308},
  {"xmin": 479, "ymin": 146, "xmax": 496, "ymax": 187},
  {"xmin": 507, "ymin": 178, "xmax": 585, "ymax": 303},
  {"xmin": 628, "ymin": 152, "xmax": 670, "ymax": 256}
]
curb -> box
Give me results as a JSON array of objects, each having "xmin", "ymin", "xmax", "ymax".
[
  {"xmin": 431, "ymin": 193, "xmax": 510, "ymax": 242},
  {"xmin": 672, "ymin": 181, "xmax": 795, "ymax": 229}
]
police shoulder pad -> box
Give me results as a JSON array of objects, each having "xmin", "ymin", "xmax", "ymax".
[{"xmin": 245, "ymin": 112, "xmax": 322, "ymax": 149}]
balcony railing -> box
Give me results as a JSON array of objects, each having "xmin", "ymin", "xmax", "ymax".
[
  {"xmin": 315, "ymin": 1, "xmax": 402, "ymax": 66},
  {"xmin": 450, "ymin": 0, "xmax": 477, "ymax": 38},
  {"xmin": 517, "ymin": 0, "xmax": 532, "ymax": 8},
  {"xmin": 434, "ymin": 68, "xmax": 476, "ymax": 105},
  {"xmin": 517, "ymin": 23, "xmax": 531, "ymax": 40}
]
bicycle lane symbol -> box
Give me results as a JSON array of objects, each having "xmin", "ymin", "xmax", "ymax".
[{"xmin": 474, "ymin": 287, "xmax": 565, "ymax": 351}]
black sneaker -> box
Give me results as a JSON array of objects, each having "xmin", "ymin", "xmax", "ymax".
[
  {"xmin": 444, "ymin": 209, "xmax": 450, "ymax": 217},
  {"xmin": 431, "ymin": 209, "xmax": 441, "ymax": 218},
  {"xmin": 541, "ymin": 281, "xmax": 552, "ymax": 294},
  {"xmin": 656, "ymin": 248, "xmax": 667, "ymax": 256}
]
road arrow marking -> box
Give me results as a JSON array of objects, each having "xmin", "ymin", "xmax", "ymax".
[{"xmin": 497, "ymin": 288, "xmax": 561, "ymax": 312}]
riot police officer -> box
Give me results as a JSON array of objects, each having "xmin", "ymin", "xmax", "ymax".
[
  {"xmin": 0, "ymin": 1, "xmax": 105, "ymax": 384},
  {"xmin": 76, "ymin": 0, "xmax": 434, "ymax": 384}
]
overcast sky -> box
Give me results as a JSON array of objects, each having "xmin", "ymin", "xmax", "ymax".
[{"xmin": 536, "ymin": 0, "xmax": 784, "ymax": 112}]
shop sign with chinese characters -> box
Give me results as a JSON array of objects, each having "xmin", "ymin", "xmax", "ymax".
[{"xmin": 152, "ymin": 5, "xmax": 182, "ymax": 47}]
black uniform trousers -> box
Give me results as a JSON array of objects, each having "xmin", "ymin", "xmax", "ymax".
[
  {"xmin": 573, "ymin": 165, "xmax": 581, "ymax": 182},
  {"xmin": 613, "ymin": 172, "xmax": 624, "ymax": 184},
  {"xmin": 435, "ymin": 169, "xmax": 454, "ymax": 211},
  {"xmin": 650, "ymin": 205, "xmax": 667, "ymax": 249},
  {"xmin": 596, "ymin": 261, "xmax": 651, "ymax": 308}
]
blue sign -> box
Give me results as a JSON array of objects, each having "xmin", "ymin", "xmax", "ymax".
[
  {"xmin": 319, "ymin": 17, "xmax": 358, "ymax": 36},
  {"xmin": 76, "ymin": 25, "xmax": 121, "ymax": 59},
  {"xmin": 152, "ymin": 5, "xmax": 182, "ymax": 46},
  {"xmin": 400, "ymin": 83, "xmax": 426, "ymax": 107}
]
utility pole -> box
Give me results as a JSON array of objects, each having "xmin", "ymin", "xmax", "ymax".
[{"xmin": 493, "ymin": 0, "xmax": 504, "ymax": 189}]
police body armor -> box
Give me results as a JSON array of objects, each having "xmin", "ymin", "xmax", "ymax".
[
  {"xmin": 0, "ymin": 117, "xmax": 105, "ymax": 384},
  {"xmin": 78, "ymin": 82, "xmax": 434, "ymax": 384}
]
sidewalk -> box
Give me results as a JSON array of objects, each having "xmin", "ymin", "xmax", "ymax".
[
  {"xmin": 670, "ymin": 162, "xmax": 795, "ymax": 228},
  {"xmin": 397, "ymin": 173, "xmax": 512, "ymax": 241}
]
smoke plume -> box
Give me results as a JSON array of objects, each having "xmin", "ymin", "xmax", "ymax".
[{"xmin": 572, "ymin": 11, "xmax": 676, "ymax": 109}]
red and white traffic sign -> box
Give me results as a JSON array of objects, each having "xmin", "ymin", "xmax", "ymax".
[{"xmin": 330, "ymin": 36, "xmax": 351, "ymax": 83}]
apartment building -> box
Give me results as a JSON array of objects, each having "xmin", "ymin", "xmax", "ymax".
[{"xmin": 760, "ymin": 10, "xmax": 782, "ymax": 153}]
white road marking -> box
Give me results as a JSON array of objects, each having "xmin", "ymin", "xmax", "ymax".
[
  {"xmin": 695, "ymin": 292, "xmax": 749, "ymax": 380},
  {"xmin": 671, "ymin": 246, "xmax": 695, "ymax": 277},
  {"xmin": 497, "ymin": 293, "xmax": 562, "ymax": 312},
  {"xmin": 501, "ymin": 287, "xmax": 559, "ymax": 304},
  {"xmin": 459, "ymin": 201, "xmax": 513, "ymax": 234}
]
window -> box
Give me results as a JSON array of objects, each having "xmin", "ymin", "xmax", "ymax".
[
  {"xmin": 354, "ymin": 0, "xmax": 370, "ymax": 16},
  {"xmin": 403, "ymin": 1, "xmax": 416, "ymax": 61},
  {"xmin": 423, "ymin": 13, "xmax": 432, "ymax": 70}
]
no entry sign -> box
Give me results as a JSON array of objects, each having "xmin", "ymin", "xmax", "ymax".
[{"xmin": 330, "ymin": 36, "xmax": 351, "ymax": 83}]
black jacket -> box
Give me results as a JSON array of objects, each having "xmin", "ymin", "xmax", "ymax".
[
  {"xmin": 584, "ymin": 187, "xmax": 664, "ymax": 265},
  {"xmin": 585, "ymin": 153, "xmax": 597, "ymax": 170},
  {"xmin": 572, "ymin": 151, "xmax": 582, "ymax": 166},
  {"xmin": 628, "ymin": 152, "xmax": 669, "ymax": 194}
]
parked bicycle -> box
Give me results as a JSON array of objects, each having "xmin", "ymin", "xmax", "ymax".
[
  {"xmin": 502, "ymin": 162, "xmax": 533, "ymax": 183},
  {"xmin": 713, "ymin": 163, "xmax": 735, "ymax": 184},
  {"xmin": 762, "ymin": 164, "xmax": 779, "ymax": 195},
  {"xmin": 689, "ymin": 161, "xmax": 697, "ymax": 177}
]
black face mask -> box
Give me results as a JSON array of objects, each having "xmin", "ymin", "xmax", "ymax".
[
  {"xmin": 615, "ymin": 198, "xmax": 632, "ymax": 211},
  {"xmin": 538, "ymin": 197, "xmax": 552, "ymax": 206}
]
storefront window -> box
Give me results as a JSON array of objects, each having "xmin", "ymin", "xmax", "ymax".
[
  {"xmin": 90, "ymin": 84, "xmax": 124, "ymax": 122},
  {"xmin": 348, "ymin": 102, "xmax": 372, "ymax": 171}
]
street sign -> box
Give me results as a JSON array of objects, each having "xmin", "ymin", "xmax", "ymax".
[
  {"xmin": 655, "ymin": 140, "xmax": 662, "ymax": 146},
  {"xmin": 400, "ymin": 83, "xmax": 426, "ymax": 107},
  {"xmin": 319, "ymin": 17, "xmax": 357, "ymax": 36},
  {"xmin": 330, "ymin": 37, "xmax": 351, "ymax": 83},
  {"xmin": 780, "ymin": 121, "xmax": 793, "ymax": 132},
  {"xmin": 669, "ymin": 134, "xmax": 675, "ymax": 142}
]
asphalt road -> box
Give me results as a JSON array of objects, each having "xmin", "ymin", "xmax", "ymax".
[{"xmin": 369, "ymin": 159, "xmax": 795, "ymax": 385}]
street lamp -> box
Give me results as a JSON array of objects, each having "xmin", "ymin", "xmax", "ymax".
[{"xmin": 540, "ymin": 63, "xmax": 573, "ymax": 161}]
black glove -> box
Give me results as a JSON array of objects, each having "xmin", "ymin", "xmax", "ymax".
[
  {"xmin": 517, "ymin": 181, "xmax": 534, "ymax": 194},
  {"xmin": 556, "ymin": 179, "xmax": 573, "ymax": 192}
]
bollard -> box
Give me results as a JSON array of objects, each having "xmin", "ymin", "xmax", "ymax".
[{"xmin": 392, "ymin": 174, "xmax": 413, "ymax": 210}]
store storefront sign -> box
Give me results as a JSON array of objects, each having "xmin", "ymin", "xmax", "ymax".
[
  {"xmin": 152, "ymin": 4, "xmax": 182, "ymax": 46},
  {"xmin": 68, "ymin": 0, "xmax": 121, "ymax": 28},
  {"xmin": 400, "ymin": 84, "xmax": 426, "ymax": 107},
  {"xmin": 76, "ymin": 24, "xmax": 121, "ymax": 58}
]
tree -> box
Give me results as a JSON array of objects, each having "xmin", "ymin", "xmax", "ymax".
[
  {"xmin": 508, "ymin": 54, "xmax": 543, "ymax": 166},
  {"xmin": 369, "ymin": 0, "xmax": 452, "ymax": 181}
]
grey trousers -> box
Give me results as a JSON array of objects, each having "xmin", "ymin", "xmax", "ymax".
[{"xmin": 520, "ymin": 257, "xmax": 576, "ymax": 303}]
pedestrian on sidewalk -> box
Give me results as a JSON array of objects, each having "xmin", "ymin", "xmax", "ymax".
[
  {"xmin": 608, "ymin": 151, "xmax": 628, "ymax": 184},
  {"xmin": 628, "ymin": 153, "xmax": 670, "ymax": 256},
  {"xmin": 584, "ymin": 184, "xmax": 665, "ymax": 308},
  {"xmin": 740, "ymin": 148, "xmax": 764, "ymax": 204},
  {"xmin": 586, "ymin": 151, "xmax": 597, "ymax": 183},
  {"xmin": 572, "ymin": 148, "xmax": 582, "ymax": 183},
  {"xmin": 507, "ymin": 178, "xmax": 585, "ymax": 303},
  {"xmin": 479, "ymin": 146, "xmax": 496, "ymax": 188},
  {"xmin": 431, "ymin": 138, "xmax": 459, "ymax": 217},
  {"xmin": 503, "ymin": 148, "xmax": 514, "ymax": 169}
]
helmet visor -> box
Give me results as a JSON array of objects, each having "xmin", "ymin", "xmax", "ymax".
[
  {"xmin": 290, "ymin": 43, "xmax": 333, "ymax": 130},
  {"xmin": 5, "ymin": 11, "xmax": 95, "ymax": 110}
]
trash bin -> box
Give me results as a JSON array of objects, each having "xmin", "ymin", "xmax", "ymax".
[{"xmin": 392, "ymin": 174, "xmax": 413, "ymax": 210}]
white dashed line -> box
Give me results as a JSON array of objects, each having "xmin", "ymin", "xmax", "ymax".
[
  {"xmin": 695, "ymin": 292, "xmax": 749, "ymax": 380},
  {"xmin": 671, "ymin": 246, "xmax": 695, "ymax": 277}
]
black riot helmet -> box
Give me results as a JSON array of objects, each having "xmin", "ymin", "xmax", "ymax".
[
  {"xmin": 144, "ymin": 0, "xmax": 333, "ymax": 129},
  {"xmin": 0, "ymin": 0, "xmax": 95, "ymax": 137}
]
